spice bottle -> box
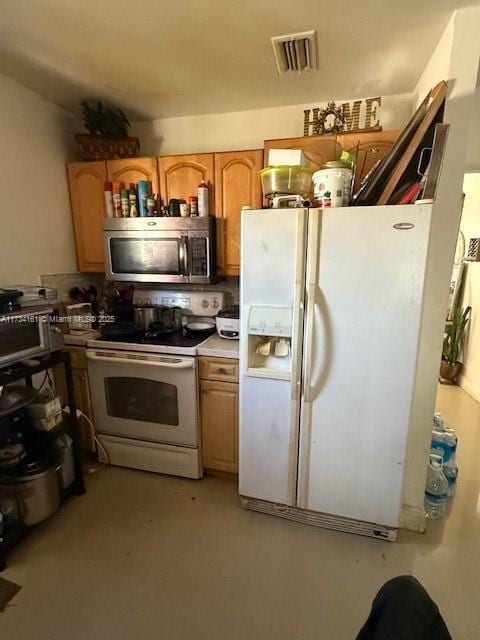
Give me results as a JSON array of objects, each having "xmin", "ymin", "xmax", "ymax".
[
  {"xmin": 129, "ymin": 183, "xmax": 139, "ymax": 217},
  {"xmin": 112, "ymin": 182, "xmax": 122, "ymax": 218},
  {"xmin": 197, "ymin": 180, "xmax": 209, "ymax": 217},
  {"xmin": 104, "ymin": 182, "xmax": 114, "ymax": 218},
  {"xmin": 120, "ymin": 189, "xmax": 129, "ymax": 217}
]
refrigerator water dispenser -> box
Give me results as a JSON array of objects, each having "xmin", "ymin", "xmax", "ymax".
[{"xmin": 246, "ymin": 306, "xmax": 292, "ymax": 380}]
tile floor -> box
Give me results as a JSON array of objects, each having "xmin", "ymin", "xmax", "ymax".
[{"xmin": 2, "ymin": 384, "xmax": 479, "ymax": 639}]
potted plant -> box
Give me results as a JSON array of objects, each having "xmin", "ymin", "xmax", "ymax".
[
  {"xmin": 75, "ymin": 100, "xmax": 140, "ymax": 160},
  {"xmin": 440, "ymin": 301, "xmax": 471, "ymax": 384}
]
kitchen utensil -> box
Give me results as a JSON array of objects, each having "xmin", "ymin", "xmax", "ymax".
[
  {"xmin": 134, "ymin": 306, "xmax": 160, "ymax": 331},
  {"xmin": 0, "ymin": 460, "xmax": 61, "ymax": 526},
  {"xmin": 260, "ymin": 166, "xmax": 314, "ymax": 199},
  {"xmin": 185, "ymin": 321, "xmax": 216, "ymax": 337},
  {"xmin": 274, "ymin": 338, "xmax": 290, "ymax": 357}
]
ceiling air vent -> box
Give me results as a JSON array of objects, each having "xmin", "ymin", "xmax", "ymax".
[{"xmin": 271, "ymin": 30, "xmax": 317, "ymax": 74}]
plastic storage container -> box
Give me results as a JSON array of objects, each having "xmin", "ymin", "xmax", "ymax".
[
  {"xmin": 313, "ymin": 162, "xmax": 353, "ymax": 208},
  {"xmin": 260, "ymin": 166, "xmax": 313, "ymax": 199}
]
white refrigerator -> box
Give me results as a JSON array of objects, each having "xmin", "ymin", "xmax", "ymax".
[{"xmin": 239, "ymin": 205, "xmax": 433, "ymax": 541}]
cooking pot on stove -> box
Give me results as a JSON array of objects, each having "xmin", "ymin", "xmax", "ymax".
[{"xmin": 134, "ymin": 306, "xmax": 160, "ymax": 331}]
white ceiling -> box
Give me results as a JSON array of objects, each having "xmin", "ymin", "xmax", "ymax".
[{"xmin": 0, "ymin": 0, "xmax": 457, "ymax": 121}]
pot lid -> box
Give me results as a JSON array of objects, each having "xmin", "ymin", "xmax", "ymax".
[{"xmin": 2, "ymin": 457, "xmax": 53, "ymax": 480}]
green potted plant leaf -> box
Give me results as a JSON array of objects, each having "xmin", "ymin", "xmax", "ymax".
[
  {"xmin": 75, "ymin": 100, "xmax": 140, "ymax": 160},
  {"xmin": 440, "ymin": 301, "xmax": 471, "ymax": 384}
]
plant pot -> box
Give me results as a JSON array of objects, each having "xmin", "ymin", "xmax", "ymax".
[
  {"xmin": 74, "ymin": 134, "xmax": 140, "ymax": 160},
  {"xmin": 439, "ymin": 359, "xmax": 462, "ymax": 384}
]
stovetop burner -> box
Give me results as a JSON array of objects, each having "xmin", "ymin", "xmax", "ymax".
[{"xmin": 99, "ymin": 328, "xmax": 208, "ymax": 348}]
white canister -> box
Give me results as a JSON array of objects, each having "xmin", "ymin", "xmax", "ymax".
[
  {"xmin": 313, "ymin": 167, "xmax": 352, "ymax": 208},
  {"xmin": 179, "ymin": 203, "xmax": 190, "ymax": 217}
]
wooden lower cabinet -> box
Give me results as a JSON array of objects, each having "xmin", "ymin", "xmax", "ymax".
[
  {"xmin": 53, "ymin": 347, "xmax": 96, "ymax": 452},
  {"xmin": 199, "ymin": 357, "xmax": 239, "ymax": 474}
]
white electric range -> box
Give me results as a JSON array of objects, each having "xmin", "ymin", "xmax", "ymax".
[{"xmin": 86, "ymin": 290, "xmax": 224, "ymax": 478}]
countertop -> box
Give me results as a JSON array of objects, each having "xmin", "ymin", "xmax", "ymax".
[
  {"xmin": 197, "ymin": 334, "xmax": 239, "ymax": 359},
  {"xmin": 63, "ymin": 330, "xmax": 100, "ymax": 347}
]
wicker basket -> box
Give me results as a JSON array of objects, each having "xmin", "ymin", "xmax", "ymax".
[{"xmin": 75, "ymin": 134, "xmax": 140, "ymax": 160}]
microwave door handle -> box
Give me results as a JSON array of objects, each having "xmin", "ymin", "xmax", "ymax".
[
  {"xmin": 205, "ymin": 237, "xmax": 211, "ymax": 278},
  {"xmin": 180, "ymin": 236, "xmax": 189, "ymax": 275},
  {"xmin": 86, "ymin": 351, "xmax": 194, "ymax": 369}
]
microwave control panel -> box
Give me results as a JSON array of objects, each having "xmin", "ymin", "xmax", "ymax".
[{"xmin": 190, "ymin": 237, "xmax": 208, "ymax": 276}]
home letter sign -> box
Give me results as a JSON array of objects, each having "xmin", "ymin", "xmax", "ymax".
[{"xmin": 303, "ymin": 97, "xmax": 382, "ymax": 136}]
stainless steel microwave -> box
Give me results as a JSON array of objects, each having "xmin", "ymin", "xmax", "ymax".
[
  {"xmin": 0, "ymin": 308, "xmax": 64, "ymax": 369},
  {"xmin": 103, "ymin": 217, "xmax": 217, "ymax": 284}
]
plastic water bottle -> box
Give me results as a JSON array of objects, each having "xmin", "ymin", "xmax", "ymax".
[
  {"xmin": 443, "ymin": 460, "xmax": 459, "ymax": 497},
  {"xmin": 431, "ymin": 428, "xmax": 457, "ymax": 464},
  {"xmin": 425, "ymin": 454, "xmax": 449, "ymax": 519}
]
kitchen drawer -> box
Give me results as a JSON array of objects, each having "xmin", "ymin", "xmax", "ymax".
[
  {"xmin": 63, "ymin": 346, "xmax": 87, "ymax": 369},
  {"xmin": 199, "ymin": 356, "xmax": 239, "ymax": 383}
]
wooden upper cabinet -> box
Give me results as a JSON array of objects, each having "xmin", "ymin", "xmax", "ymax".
[
  {"xmin": 158, "ymin": 153, "xmax": 215, "ymax": 210},
  {"xmin": 214, "ymin": 150, "xmax": 263, "ymax": 276},
  {"xmin": 263, "ymin": 135, "xmax": 340, "ymax": 171},
  {"xmin": 106, "ymin": 157, "xmax": 159, "ymax": 195},
  {"xmin": 338, "ymin": 130, "xmax": 400, "ymax": 192},
  {"xmin": 67, "ymin": 161, "xmax": 107, "ymax": 272}
]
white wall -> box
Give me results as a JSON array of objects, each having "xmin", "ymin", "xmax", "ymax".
[
  {"xmin": 459, "ymin": 172, "xmax": 480, "ymax": 401},
  {"xmin": 131, "ymin": 94, "xmax": 414, "ymax": 156},
  {"xmin": 400, "ymin": 7, "xmax": 480, "ymax": 532},
  {"xmin": 0, "ymin": 72, "xmax": 79, "ymax": 286},
  {"xmin": 414, "ymin": 14, "xmax": 455, "ymax": 107}
]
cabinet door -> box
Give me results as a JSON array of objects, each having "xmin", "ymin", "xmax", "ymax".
[
  {"xmin": 214, "ymin": 150, "xmax": 263, "ymax": 276},
  {"xmin": 158, "ymin": 153, "xmax": 214, "ymax": 211},
  {"xmin": 67, "ymin": 161, "xmax": 107, "ymax": 272},
  {"xmin": 200, "ymin": 380, "xmax": 238, "ymax": 473},
  {"xmin": 53, "ymin": 362, "xmax": 96, "ymax": 452},
  {"xmin": 338, "ymin": 130, "xmax": 400, "ymax": 193},
  {"xmin": 107, "ymin": 157, "xmax": 159, "ymax": 195}
]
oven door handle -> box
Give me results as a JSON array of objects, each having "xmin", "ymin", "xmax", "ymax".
[{"xmin": 86, "ymin": 351, "xmax": 195, "ymax": 369}]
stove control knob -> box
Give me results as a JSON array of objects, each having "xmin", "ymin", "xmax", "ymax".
[
  {"xmin": 201, "ymin": 299, "xmax": 209, "ymax": 309},
  {"xmin": 212, "ymin": 297, "xmax": 220, "ymax": 309}
]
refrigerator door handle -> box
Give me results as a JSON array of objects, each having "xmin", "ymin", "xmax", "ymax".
[
  {"xmin": 303, "ymin": 284, "xmax": 316, "ymax": 403},
  {"xmin": 303, "ymin": 209, "xmax": 322, "ymax": 404}
]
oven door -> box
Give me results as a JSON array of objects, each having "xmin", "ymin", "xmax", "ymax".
[
  {"xmin": 104, "ymin": 230, "xmax": 189, "ymax": 283},
  {"xmin": 86, "ymin": 349, "xmax": 198, "ymax": 447},
  {"xmin": 0, "ymin": 311, "xmax": 50, "ymax": 368}
]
